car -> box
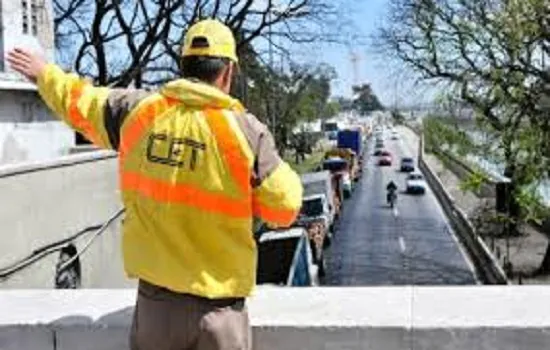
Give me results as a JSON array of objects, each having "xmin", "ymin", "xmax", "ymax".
[
  {"xmin": 378, "ymin": 150, "xmax": 392, "ymax": 166},
  {"xmin": 374, "ymin": 149, "xmax": 384, "ymax": 156},
  {"xmin": 391, "ymin": 131, "xmax": 399, "ymax": 140},
  {"xmin": 405, "ymin": 173, "xmax": 426, "ymax": 194},
  {"xmin": 400, "ymin": 157, "xmax": 415, "ymax": 172}
]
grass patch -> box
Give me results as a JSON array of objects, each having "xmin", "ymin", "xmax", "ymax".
[{"xmin": 285, "ymin": 150, "xmax": 326, "ymax": 174}]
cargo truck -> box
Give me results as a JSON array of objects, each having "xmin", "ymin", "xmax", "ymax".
[
  {"xmin": 298, "ymin": 171, "xmax": 341, "ymax": 277},
  {"xmin": 322, "ymin": 157, "xmax": 353, "ymax": 199},
  {"xmin": 337, "ymin": 129, "xmax": 363, "ymax": 159}
]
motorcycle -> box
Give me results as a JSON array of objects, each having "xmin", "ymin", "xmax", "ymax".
[{"xmin": 387, "ymin": 189, "xmax": 397, "ymax": 208}]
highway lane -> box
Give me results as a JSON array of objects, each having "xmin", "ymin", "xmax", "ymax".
[{"xmin": 323, "ymin": 127, "xmax": 478, "ymax": 285}]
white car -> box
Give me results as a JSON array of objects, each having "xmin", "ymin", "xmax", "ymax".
[{"xmin": 405, "ymin": 173, "xmax": 426, "ymax": 194}]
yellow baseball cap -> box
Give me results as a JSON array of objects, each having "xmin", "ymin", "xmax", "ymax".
[{"xmin": 182, "ymin": 19, "xmax": 238, "ymax": 63}]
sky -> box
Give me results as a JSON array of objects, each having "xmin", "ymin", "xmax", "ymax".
[{"xmin": 283, "ymin": 0, "xmax": 436, "ymax": 108}]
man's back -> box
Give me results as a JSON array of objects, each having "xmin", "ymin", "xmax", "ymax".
[
  {"xmin": 119, "ymin": 78, "xmax": 297, "ymax": 298},
  {"xmin": 31, "ymin": 62, "xmax": 302, "ymax": 298}
]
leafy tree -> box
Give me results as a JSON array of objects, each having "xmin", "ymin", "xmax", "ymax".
[
  {"xmin": 391, "ymin": 110, "xmax": 405, "ymax": 124},
  {"xmin": 352, "ymin": 83, "xmax": 385, "ymax": 114},
  {"xmin": 377, "ymin": 0, "xmax": 549, "ymax": 249}
]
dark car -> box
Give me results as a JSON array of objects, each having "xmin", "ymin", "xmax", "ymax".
[
  {"xmin": 378, "ymin": 150, "xmax": 392, "ymax": 166},
  {"xmin": 400, "ymin": 157, "xmax": 415, "ymax": 172},
  {"xmin": 374, "ymin": 149, "xmax": 384, "ymax": 156}
]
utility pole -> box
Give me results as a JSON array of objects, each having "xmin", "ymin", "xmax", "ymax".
[
  {"xmin": 350, "ymin": 50, "xmax": 360, "ymax": 118},
  {"xmin": 350, "ymin": 51, "xmax": 360, "ymax": 87},
  {"xmin": 268, "ymin": 10, "xmax": 275, "ymax": 134}
]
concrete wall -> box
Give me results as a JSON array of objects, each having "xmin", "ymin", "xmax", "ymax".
[
  {"xmin": 0, "ymin": 151, "xmax": 134, "ymax": 289},
  {"xmin": 1, "ymin": 287, "xmax": 550, "ymax": 350},
  {"xmin": 0, "ymin": 121, "xmax": 75, "ymax": 165},
  {"xmin": 0, "ymin": 90, "xmax": 55, "ymax": 123}
]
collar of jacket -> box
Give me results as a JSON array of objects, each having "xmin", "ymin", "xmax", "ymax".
[{"xmin": 160, "ymin": 78, "xmax": 244, "ymax": 111}]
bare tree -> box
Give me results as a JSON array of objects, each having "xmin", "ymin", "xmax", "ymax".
[{"xmin": 53, "ymin": 0, "xmax": 355, "ymax": 87}]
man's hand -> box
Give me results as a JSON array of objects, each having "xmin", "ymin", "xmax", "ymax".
[{"xmin": 6, "ymin": 48, "xmax": 47, "ymax": 83}]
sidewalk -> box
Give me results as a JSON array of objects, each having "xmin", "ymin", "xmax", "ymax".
[{"xmin": 399, "ymin": 127, "xmax": 550, "ymax": 284}]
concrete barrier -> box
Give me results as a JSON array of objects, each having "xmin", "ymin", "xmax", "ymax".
[
  {"xmin": 1, "ymin": 287, "xmax": 550, "ymax": 349},
  {"xmin": 0, "ymin": 151, "xmax": 133, "ymax": 289},
  {"xmin": 417, "ymin": 136, "xmax": 509, "ymax": 285}
]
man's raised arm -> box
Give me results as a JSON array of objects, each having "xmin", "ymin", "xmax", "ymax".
[{"xmin": 7, "ymin": 48, "xmax": 150, "ymax": 150}]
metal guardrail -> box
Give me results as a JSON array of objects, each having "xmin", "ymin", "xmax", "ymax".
[
  {"xmin": 0, "ymin": 209, "xmax": 124, "ymax": 280},
  {"xmin": 417, "ymin": 134, "xmax": 509, "ymax": 284}
]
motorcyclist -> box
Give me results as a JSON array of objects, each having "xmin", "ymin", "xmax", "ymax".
[{"xmin": 386, "ymin": 180, "xmax": 398, "ymax": 205}]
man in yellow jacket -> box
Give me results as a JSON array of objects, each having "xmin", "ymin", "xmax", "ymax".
[{"xmin": 8, "ymin": 19, "xmax": 302, "ymax": 350}]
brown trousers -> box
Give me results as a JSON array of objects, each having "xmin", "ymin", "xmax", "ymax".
[{"xmin": 130, "ymin": 280, "xmax": 251, "ymax": 350}]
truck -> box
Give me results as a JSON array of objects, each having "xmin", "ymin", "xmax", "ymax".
[
  {"xmin": 255, "ymin": 227, "xmax": 319, "ymax": 286},
  {"xmin": 322, "ymin": 157, "xmax": 353, "ymax": 199},
  {"xmin": 325, "ymin": 148, "xmax": 361, "ymax": 183},
  {"xmin": 323, "ymin": 121, "xmax": 340, "ymax": 141},
  {"xmin": 301, "ymin": 171, "xmax": 339, "ymax": 225},
  {"xmin": 298, "ymin": 171, "xmax": 340, "ymax": 277},
  {"xmin": 337, "ymin": 129, "xmax": 364, "ymax": 160}
]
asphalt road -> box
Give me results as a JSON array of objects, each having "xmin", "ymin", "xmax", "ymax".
[{"xmin": 323, "ymin": 127, "xmax": 478, "ymax": 285}]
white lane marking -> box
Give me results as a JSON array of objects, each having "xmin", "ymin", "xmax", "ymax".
[
  {"xmin": 392, "ymin": 206, "xmax": 399, "ymax": 217},
  {"xmin": 399, "ymin": 236, "xmax": 406, "ymax": 252},
  {"xmin": 397, "ymin": 126, "xmax": 480, "ymax": 284}
]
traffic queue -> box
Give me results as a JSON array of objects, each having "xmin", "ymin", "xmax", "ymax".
[{"xmin": 255, "ymin": 125, "xmax": 370, "ymax": 287}]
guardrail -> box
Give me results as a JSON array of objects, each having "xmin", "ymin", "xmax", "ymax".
[{"xmin": 417, "ymin": 134, "xmax": 509, "ymax": 284}]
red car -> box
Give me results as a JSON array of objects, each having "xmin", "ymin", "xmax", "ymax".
[{"xmin": 378, "ymin": 150, "xmax": 392, "ymax": 166}]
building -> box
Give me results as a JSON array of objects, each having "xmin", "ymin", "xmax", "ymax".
[{"xmin": 0, "ymin": 0, "xmax": 75, "ymax": 165}]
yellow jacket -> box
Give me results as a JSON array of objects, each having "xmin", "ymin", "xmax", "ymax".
[{"xmin": 37, "ymin": 64, "xmax": 303, "ymax": 298}]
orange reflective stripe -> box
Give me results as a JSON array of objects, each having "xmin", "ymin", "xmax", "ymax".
[
  {"xmin": 252, "ymin": 198, "xmax": 298, "ymax": 226},
  {"xmin": 68, "ymin": 83, "xmax": 101, "ymax": 145},
  {"xmin": 122, "ymin": 171, "xmax": 251, "ymax": 218},
  {"xmin": 203, "ymin": 109, "xmax": 250, "ymax": 195},
  {"xmin": 119, "ymin": 96, "xmax": 178, "ymax": 160}
]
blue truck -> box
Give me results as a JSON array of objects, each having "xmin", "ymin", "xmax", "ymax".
[{"xmin": 337, "ymin": 129, "xmax": 363, "ymax": 159}]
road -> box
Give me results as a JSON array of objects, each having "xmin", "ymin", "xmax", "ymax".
[{"xmin": 323, "ymin": 126, "xmax": 478, "ymax": 285}]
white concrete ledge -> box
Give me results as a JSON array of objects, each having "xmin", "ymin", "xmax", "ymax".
[
  {"xmin": 2, "ymin": 286, "xmax": 550, "ymax": 349},
  {"xmin": 0, "ymin": 150, "xmax": 117, "ymax": 178}
]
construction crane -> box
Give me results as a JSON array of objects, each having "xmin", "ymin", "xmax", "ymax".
[{"xmin": 349, "ymin": 50, "xmax": 361, "ymax": 88}]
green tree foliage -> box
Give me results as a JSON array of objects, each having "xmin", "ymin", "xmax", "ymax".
[
  {"xmin": 378, "ymin": 0, "xmax": 549, "ymax": 241},
  {"xmin": 351, "ymin": 83, "xmax": 385, "ymax": 114},
  {"xmin": 391, "ymin": 110, "xmax": 405, "ymax": 124},
  {"xmin": 238, "ymin": 51, "xmax": 338, "ymax": 152}
]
